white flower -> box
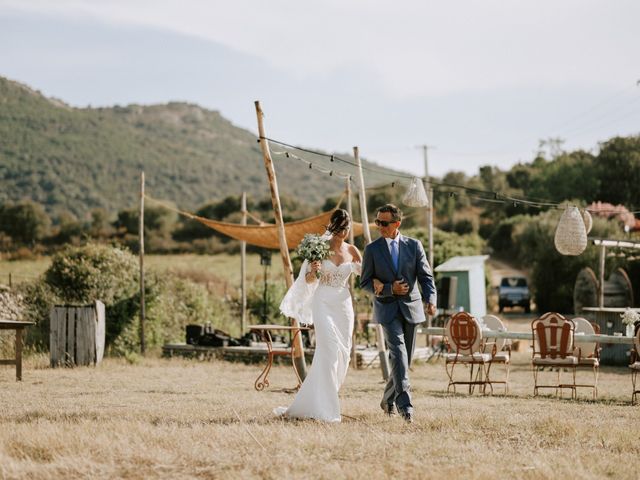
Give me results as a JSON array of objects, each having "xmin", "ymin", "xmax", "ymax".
[{"xmin": 620, "ymin": 308, "xmax": 640, "ymax": 326}]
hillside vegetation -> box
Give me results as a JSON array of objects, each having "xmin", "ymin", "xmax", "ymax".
[{"xmin": 0, "ymin": 76, "xmax": 399, "ymax": 220}]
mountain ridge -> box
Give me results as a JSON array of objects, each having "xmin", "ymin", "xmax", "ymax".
[{"xmin": 0, "ymin": 76, "xmax": 404, "ymax": 221}]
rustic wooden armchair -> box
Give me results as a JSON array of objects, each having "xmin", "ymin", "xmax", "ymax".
[
  {"xmin": 572, "ymin": 317, "xmax": 600, "ymax": 399},
  {"xmin": 444, "ymin": 311, "xmax": 495, "ymax": 395},
  {"xmin": 482, "ymin": 314, "xmax": 510, "ymax": 394},
  {"xmin": 531, "ymin": 312, "xmax": 578, "ymax": 399},
  {"xmin": 630, "ymin": 325, "xmax": 640, "ymax": 405}
]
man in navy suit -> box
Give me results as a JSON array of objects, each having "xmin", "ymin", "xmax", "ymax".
[{"xmin": 360, "ymin": 204, "xmax": 437, "ymax": 423}]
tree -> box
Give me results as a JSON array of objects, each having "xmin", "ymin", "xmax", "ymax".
[
  {"xmin": 0, "ymin": 201, "xmax": 51, "ymax": 244},
  {"xmin": 596, "ymin": 136, "xmax": 640, "ymax": 206}
]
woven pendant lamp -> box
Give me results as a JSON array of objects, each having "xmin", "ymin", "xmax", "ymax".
[
  {"xmin": 554, "ymin": 206, "xmax": 588, "ymax": 255},
  {"xmin": 402, "ymin": 177, "xmax": 429, "ymax": 207},
  {"xmin": 582, "ymin": 209, "xmax": 593, "ymax": 234}
]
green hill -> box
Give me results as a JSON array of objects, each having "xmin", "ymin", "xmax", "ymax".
[{"xmin": 0, "ymin": 76, "xmax": 401, "ymax": 220}]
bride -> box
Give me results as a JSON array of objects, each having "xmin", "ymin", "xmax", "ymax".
[{"xmin": 276, "ymin": 209, "xmax": 362, "ymax": 422}]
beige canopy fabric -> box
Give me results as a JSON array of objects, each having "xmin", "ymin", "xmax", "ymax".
[
  {"xmin": 193, "ymin": 210, "xmax": 365, "ymax": 249},
  {"xmin": 144, "ymin": 194, "xmax": 367, "ymax": 249}
]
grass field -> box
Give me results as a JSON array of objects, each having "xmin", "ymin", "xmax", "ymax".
[
  {"xmin": 1, "ymin": 352, "xmax": 639, "ymax": 479},
  {"xmin": 0, "ymin": 253, "xmax": 285, "ymax": 288}
]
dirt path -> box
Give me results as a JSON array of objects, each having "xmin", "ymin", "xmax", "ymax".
[{"xmin": 486, "ymin": 256, "xmax": 528, "ymax": 287}]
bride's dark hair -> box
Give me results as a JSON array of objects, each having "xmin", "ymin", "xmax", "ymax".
[{"xmin": 327, "ymin": 209, "xmax": 350, "ymax": 235}]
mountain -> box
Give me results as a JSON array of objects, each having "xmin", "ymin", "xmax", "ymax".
[{"xmin": 0, "ymin": 76, "xmax": 403, "ymax": 220}]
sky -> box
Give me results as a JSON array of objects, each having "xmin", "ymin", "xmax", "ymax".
[{"xmin": 1, "ymin": 0, "xmax": 639, "ymax": 178}]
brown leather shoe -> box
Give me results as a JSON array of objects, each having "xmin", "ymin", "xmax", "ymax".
[
  {"xmin": 399, "ymin": 410, "xmax": 414, "ymax": 424},
  {"xmin": 380, "ymin": 401, "xmax": 397, "ymax": 416}
]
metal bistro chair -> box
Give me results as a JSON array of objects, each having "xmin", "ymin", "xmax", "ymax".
[
  {"xmin": 444, "ymin": 311, "xmax": 495, "ymax": 395},
  {"xmin": 572, "ymin": 317, "xmax": 601, "ymax": 399},
  {"xmin": 482, "ymin": 314, "xmax": 511, "ymax": 394},
  {"xmin": 630, "ymin": 324, "xmax": 640, "ymax": 405},
  {"xmin": 531, "ymin": 312, "xmax": 578, "ymax": 399}
]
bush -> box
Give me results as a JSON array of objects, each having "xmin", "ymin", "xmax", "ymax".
[
  {"xmin": 45, "ymin": 243, "xmax": 138, "ymax": 304},
  {"xmin": 508, "ymin": 211, "xmax": 624, "ymax": 312},
  {"xmin": 21, "ymin": 244, "xmax": 235, "ymax": 355},
  {"xmin": 247, "ymin": 280, "xmax": 288, "ymax": 325},
  {"xmin": 43, "ymin": 243, "xmax": 139, "ymax": 347},
  {"xmin": 404, "ymin": 228, "xmax": 486, "ymax": 267},
  {"xmin": 19, "ymin": 280, "xmax": 60, "ymax": 350},
  {"xmin": 112, "ymin": 273, "xmax": 233, "ymax": 355}
]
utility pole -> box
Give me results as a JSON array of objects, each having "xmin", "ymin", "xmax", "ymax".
[
  {"xmin": 419, "ymin": 145, "xmax": 435, "ymax": 332},
  {"xmin": 418, "ymin": 145, "xmax": 434, "ymax": 269}
]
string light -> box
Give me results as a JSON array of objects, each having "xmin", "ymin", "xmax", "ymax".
[{"xmin": 266, "ymin": 136, "xmax": 640, "ymax": 214}]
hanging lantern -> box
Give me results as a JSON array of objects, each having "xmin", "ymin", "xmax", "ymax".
[
  {"xmin": 554, "ymin": 206, "xmax": 588, "ymax": 255},
  {"xmin": 582, "ymin": 209, "xmax": 593, "ymax": 234},
  {"xmin": 402, "ymin": 177, "xmax": 429, "ymax": 207}
]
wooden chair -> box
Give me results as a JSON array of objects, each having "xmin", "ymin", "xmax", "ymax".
[
  {"xmin": 482, "ymin": 314, "xmax": 510, "ymax": 394},
  {"xmin": 572, "ymin": 317, "xmax": 600, "ymax": 399},
  {"xmin": 444, "ymin": 311, "xmax": 495, "ymax": 395},
  {"xmin": 630, "ymin": 325, "xmax": 640, "ymax": 405},
  {"xmin": 531, "ymin": 312, "xmax": 578, "ymax": 399}
]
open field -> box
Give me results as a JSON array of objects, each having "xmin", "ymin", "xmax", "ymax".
[
  {"xmin": 1, "ymin": 352, "xmax": 639, "ymax": 479},
  {"xmin": 0, "ymin": 253, "xmax": 285, "ymax": 291}
]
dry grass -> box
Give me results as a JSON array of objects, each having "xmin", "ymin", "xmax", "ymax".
[
  {"xmin": 0, "ymin": 253, "xmax": 285, "ymax": 288},
  {"xmin": 1, "ymin": 352, "xmax": 639, "ymax": 479}
]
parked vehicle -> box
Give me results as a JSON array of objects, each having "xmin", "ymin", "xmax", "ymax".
[{"xmin": 498, "ymin": 276, "xmax": 531, "ymax": 313}]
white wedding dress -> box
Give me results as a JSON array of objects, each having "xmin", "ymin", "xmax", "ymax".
[{"xmin": 276, "ymin": 259, "xmax": 361, "ymax": 422}]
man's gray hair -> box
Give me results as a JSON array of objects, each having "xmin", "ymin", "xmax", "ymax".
[{"xmin": 376, "ymin": 203, "xmax": 403, "ymax": 222}]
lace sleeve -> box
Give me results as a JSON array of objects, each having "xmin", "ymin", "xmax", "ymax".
[
  {"xmin": 352, "ymin": 262, "xmax": 362, "ymax": 276},
  {"xmin": 279, "ymin": 259, "xmax": 318, "ymax": 325}
]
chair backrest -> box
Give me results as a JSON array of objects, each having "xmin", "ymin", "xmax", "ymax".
[
  {"xmin": 572, "ymin": 317, "xmax": 597, "ymax": 358},
  {"xmin": 445, "ymin": 311, "xmax": 482, "ymax": 355},
  {"xmin": 482, "ymin": 314, "xmax": 507, "ymax": 351},
  {"xmin": 531, "ymin": 312, "xmax": 575, "ymax": 359},
  {"xmin": 635, "ymin": 326, "xmax": 640, "ymax": 359}
]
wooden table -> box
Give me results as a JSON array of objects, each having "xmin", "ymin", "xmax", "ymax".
[
  {"xmin": 420, "ymin": 327, "xmax": 636, "ymax": 345},
  {"xmin": 248, "ymin": 324, "xmax": 308, "ymax": 392},
  {"xmin": 0, "ymin": 320, "xmax": 35, "ymax": 381}
]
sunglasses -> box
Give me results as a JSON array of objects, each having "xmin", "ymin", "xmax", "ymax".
[{"xmin": 374, "ymin": 219, "xmax": 398, "ymax": 227}]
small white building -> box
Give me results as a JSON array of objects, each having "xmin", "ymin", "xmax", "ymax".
[{"xmin": 434, "ymin": 255, "xmax": 489, "ymax": 319}]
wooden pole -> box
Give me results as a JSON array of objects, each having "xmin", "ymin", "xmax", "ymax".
[
  {"xmin": 354, "ymin": 147, "xmax": 371, "ymax": 244},
  {"xmin": 598, "ymin": 243, "xmax": 606, "ymax": 308},
  {"xmin": 354, "ymin": 147, "xmax": 389, "ymax": 380},
  {"xmin": 346, "ymin": 177, "xmax": 358, "ymax": 369},
  {"xmin": 139, "ymin": 171, "xmax": 146, "ymax": 355},
  {"xmin": 254, "ymin": 101, "xmax": 307, "ymax": 379},
  {"xmin": 240, "ymin": 192, "xmax": 247, "ymax": 336}
]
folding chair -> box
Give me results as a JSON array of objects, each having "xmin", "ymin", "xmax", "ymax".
[
  {"xmin": 531, "ymin": 312, "xmax": 577, "ymax": 399},
  {"xmin": 482, "ymin": 314, "xmax": 510, "ymax": 394},
  {"xmin": 572, "ymin": 317, "xmax": 600, "ymax": 399},
  {"xmin": 444, "ymin": 311, "xmax": 495, "ymax": 395},
  {"xmin": 630, "ymin": 325, "xmax": 640, "ymax": 405}
]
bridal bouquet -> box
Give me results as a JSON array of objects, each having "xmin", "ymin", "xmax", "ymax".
[{"xmin": 297, "ymin": 234, "xmax": 332, "ymax": 278}]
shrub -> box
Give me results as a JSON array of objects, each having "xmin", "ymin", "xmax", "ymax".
[
  {"xmin": 43, "ymin": 243, "xmax": 139, "ymax": 346},
  {"xmin": 403, "ymin": 228, "xmax": 486, "ymax": 268},
  {"xmin": 246, "ymin": 280, "xmax": 288, "ymax": 325},
  {"xmin": 111, "ymin": 273, "xmax": 232, "ymax": 355},
  {"xmin": 509, "ymin": 211, "xmax": 623, "ymax": 312}
]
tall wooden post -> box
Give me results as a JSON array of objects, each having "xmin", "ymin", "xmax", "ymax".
[
  {"xmin": 354, "ymin": 147, "xmax": 389, "ymax": 380},
  {"xmin": 421, "ymin": 145, "xmax": 435, "ymax": 269},
  {"xmin": 240, "ymin": 192, "xmax": 248, "ymax": 335},
  {"xmin": 354, "ymin": 147, "xmax": 371, "ymax": 244},
  {"xmin": 254, "ymin": 101, "xmax": 307, "ymax": 379},
  {"xmin": 139, "ymin": 171, "xmax": 146, "ymax": 355},
  {"xmin": 346, "ymin": 177, "xmax": 358, "ymax": 368},
  {"xmin": 598, "ymin": 243, "xmax": 606, "ymax": 308}
]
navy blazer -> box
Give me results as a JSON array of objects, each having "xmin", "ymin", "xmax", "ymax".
[{"xmin": 360, "ymin": 234, "xmax": 437, "ymax": 325}]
